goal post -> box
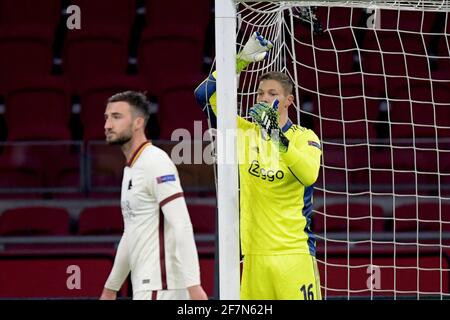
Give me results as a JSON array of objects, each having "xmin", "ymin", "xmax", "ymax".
[
  {"xmin": 214, "ymin": 0, "xmax": 240, "ymax": 300},
  {"xmin": 214, "ymin": 0, "xmax": 450, "ymax": 300}
]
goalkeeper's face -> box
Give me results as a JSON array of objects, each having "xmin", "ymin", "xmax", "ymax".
[
  {"xmin": 257, "ymin": 79, "xmax": 294, "ymax": 122},
  {"xmin": 104, "ymin": 102, "xmax": 135, "ymax": 145}
]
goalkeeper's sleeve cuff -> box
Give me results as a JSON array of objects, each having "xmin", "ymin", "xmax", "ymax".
[{"xmin": 236, "ymin": 58, "xmax": 250, "ymax": 74}]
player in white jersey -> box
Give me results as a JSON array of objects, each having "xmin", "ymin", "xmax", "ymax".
[{"xmin": 99, "ymin": 91, "xmax": 208, "ymax": 300}]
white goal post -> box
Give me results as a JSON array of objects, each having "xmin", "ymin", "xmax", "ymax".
[{"xmin": 214, "ymin": 0, "xmax": 450, "ymax": 300}]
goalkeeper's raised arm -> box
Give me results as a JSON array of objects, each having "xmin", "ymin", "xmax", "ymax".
[{"xmin": 194, "ymin": 31, "xmax": 274, "ymax": 127}]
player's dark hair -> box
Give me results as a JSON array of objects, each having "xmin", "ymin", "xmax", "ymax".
[
  {"xmin": 259, "ymin": 71, "xmax": 294, "ymax": 96},
  {"xmin": 107, "ymin": 91, "xmax": 150, "ymax": 125}
]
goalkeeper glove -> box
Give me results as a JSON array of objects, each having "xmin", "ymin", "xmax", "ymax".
[
  {"xmin": 249, "ymin": 100, "xmax": 290, "ymax": 153},
  {"xmin": 236, "ymin": 31, "xmax": 274, "ymax": 73}
]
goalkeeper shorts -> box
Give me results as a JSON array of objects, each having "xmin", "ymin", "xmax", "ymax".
[{"xmin": 240, "ymin": 253, "xmax": 322, "ymax": 300}]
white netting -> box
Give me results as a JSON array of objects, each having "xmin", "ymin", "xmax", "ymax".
[{"xmin": 230, "ymin": 1, "xmax": 450, "ymax": 299}]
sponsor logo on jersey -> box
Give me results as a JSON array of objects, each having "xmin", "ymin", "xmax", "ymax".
[
  {"xmin": 128, "ymin": 179, "xmax": 133, "ymax": 190},
  {"xmin": 157, "ymin": 174, "xmax": 176, "ymax": 184},
  {"xmin": 248, "ymin": 160, "xmax": 284, "ymax": 181}
]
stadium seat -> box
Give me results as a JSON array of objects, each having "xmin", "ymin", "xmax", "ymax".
[
  {"xmin": 80, "ymin": 75, "xmax": 150, "ymax": 141},
  {"xmin": 361, "ymin": 31, "xmax": 431, "ymax": 90},
  {"xmin": 0, "ymin": 27, "xmax": 54, "ymax": 94},
  {"xmin": 69, "ymin": 0, "xmax": 136, "ymax": 29},
  {"xmin": 187, "ymin": 204, "xmax": 216, "ymax": 234},
  {"xmin": 314, "ymin": 6, "xmax": 364, "ymax": 29},
  {"xmin": 0, "ymin": 147, "xmax": 44, "ymax": 189},
  {"xmin": 157, "ymin": 75, "xmax": 209, "ymax": 140},
  {"xmin": 393, "ymin": 202, "xmax": 450, "ymax": 232},
  {"xmin": 312, "ymin": 74, "xmax": 379, "ymax": 141},
  {"xmin": 44, "ymin": 145, "xmax": 82, "ymax": 189},
  {"xmin": 87, "ymin": 143, "xmax": 124, "ymax": 191},
  {"xmin": 294, "ymin": 26, "xmax": 356, "ymax": 75},
  {"xmin": 138, "ymin": 26, "xmax": 205, "ymax": 95},
  {"xmin": 0, "ymin": 206, "xmax": 70, "ymax": 236},
  {"xmin": 313, "ymin": 202, "xmax": 385, "ymax": 233},
  {"xmin": 380, "ymin": 9, "xmax": 437, "ymax": 33},
  {"xmin": 77, "ymin": 206, "xmax": 123, "ymax": 235},
  {"xmin": 0, "ymin": 255, "xmax": 114, "ymax": 298},
  {"xmin": 388, "ymin": 81, "xmax": 450, "ymax": 140},
  {"xmin": 0, "ymin": 0, "xmax": 61, "ymax": 29},
  {"xmin": 145, "ymin": 0, "xmax": 212, "ymax": 34},
  {"xmin": 349, "ymin": 145, "xmax": 437, "ymax": 195},
  {"xmin": 63, "ymin": 27, "xmax": 130, "ymax": 94},
  {"xmin": 4, "ymin": 76, "xmax": 72, "ymax": 141},
  {"xmin": 317, "ymin": 247, "xmax": 449, "ymax": 297}
]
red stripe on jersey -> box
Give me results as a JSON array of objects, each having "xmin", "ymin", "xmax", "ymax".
[
  {"xmin": 160, "ymin": 192, "xmax": 184, "ymax": 207},
  {"xmin": 159, "ymin": 211, "xmax": 168, "ymax": 290},
  {"xmin": 151, "ymin": 291, "xmax": 157, "ymax": 300}
]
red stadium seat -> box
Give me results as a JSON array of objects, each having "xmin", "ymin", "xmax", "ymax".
[
  {"xmin": 0, "ymin": 206, "xmax": 70, "ymax": 236},
  {"xmin": 0, "ymin": 27, "xmax": 54, "ymax": 94},
  {"xmin": 313, "ymin": 202, "xmax": 385, "ymax": 233},
  {"xmin": 318, "ymin": 247, "xmax": 449, "ymax": 297},
  {"xmin": 70, "ymin": 0, "xmax": 136, "ymax": 29},
  {"xmin": 44, "ymin": 146, "xmax": 83, "ymax": 189},
  {"xmin": 0, "ymin": 0, "xmax": 61, "ymax": 29},
  {"xmin": 380, "ymin": 9, "xmax": 437, "ymax": 33},
  {"xmin": 5, "ymin": 76, "xmax": 72, "ymax": 141},
  {"xmin": 294, "ymin": 26, "xmax": 356, "ymax": 88},
  {"xmin": 63, "ymin": 27, "xmax": 129, "ymax": 94},
  {"xmin": 138, "ymin": 26, "xmax": 205, "ymax": 95},
  {"xmin": 361, "ymin": 31, "xmax": 431, "ymax": 91},
  {"xmin": 187, "ymin": 204, "xmax": 216, "ymax": 234},
  {"xmin": 145, "ymin": 0, "xmax": 212, "ymax": 34},
  {"xmin": 314, "ymin": 6, "xmax": 364, "ymax": 29},
  {"xmin": 157, "ymin": 75, "xmax": 209, "ymax": 140},
  {"xmin": 78, "ymin": 206, "xmax": 123, "ymax": 235},
  {"xmin": 0, "ymin": 255, "xmax": 114, "ymax": 298},
  {"xmin": 80, "ymin": 75, "xmax": 150, "ymax": 141},
  {"xmin": 87, "ymin": 143, "xmax": 124, "ymax": 191},
  {"xmin": 349, "ymin": 145, "xmax": 438, "ymax": 195},
  {"xmin": 393, "ymin": 202, "xmax": 450, "ymax": 232},
  {"xmin": 389, "ymin": 82, "xmax": 450, "ymax": 140},
  {"xmin": 312, "ymin": 74, "xmax": 379, "ymax": 141}
]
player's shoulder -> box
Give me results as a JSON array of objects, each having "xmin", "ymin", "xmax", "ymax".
[
  {"xmin": 141, "ymin": 144, "xmax": 172, "ymax": 162},
  {"xmin": 287, "ymin": 124, "xmax": 319, "ymax": 140},
  {"xmin": 138, "ymin": 144, "xmax": 176, "ymax": 171}
]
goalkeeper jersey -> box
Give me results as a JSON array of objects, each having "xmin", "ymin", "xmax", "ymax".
[{"xmin": 195, "ymin": 74, "xmax": 322, "ymax": 256}]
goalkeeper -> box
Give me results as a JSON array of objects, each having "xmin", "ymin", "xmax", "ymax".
[{"xmin": 194, "ymin": 32, "xmax": 322, "ymax": 300}]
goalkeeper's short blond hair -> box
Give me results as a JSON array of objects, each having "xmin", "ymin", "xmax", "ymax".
[{"xmin": 259, "ymin": 72, "xmax": 294, "ymax": 96}]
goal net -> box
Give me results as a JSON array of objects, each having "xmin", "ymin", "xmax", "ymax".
[{"xmin": 215, "ymin": 0, "xmax": 450, "ymax": 299}]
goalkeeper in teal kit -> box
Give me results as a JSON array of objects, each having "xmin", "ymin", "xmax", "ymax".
[{"xmin": 195, "ymin": 32, "xmax": 322, "ymax": 299}]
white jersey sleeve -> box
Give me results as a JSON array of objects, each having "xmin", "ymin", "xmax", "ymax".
[{"xmin": 104, "ymin": 234, "xmax": 130, "ymax": 291}]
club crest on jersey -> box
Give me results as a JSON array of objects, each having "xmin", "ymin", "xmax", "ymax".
[
  {"xmin": 308, "ymin": 140, "xmax": 321, "ymax": 150},
  {"xmin": 157, "ymin": 174, "xmax": 176, "ymax": 184}
]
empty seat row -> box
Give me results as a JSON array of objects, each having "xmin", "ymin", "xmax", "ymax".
[
  {"xmin": 2, "ymin": 202, "xmax": 449, "ymax": 236},
  {"xmin": 0, "ymin": 204, "xmax": 216, "ymax": 236},
  {"xmin": 313, "ymin": 202, "xmax": 450, "ymax": 233},
  {"xmin": 0, "ymin": 0, "xmax": 212, "ymax": 30},
  {"xmin": 0, "ymin": 73, "xmax": 208, "ymax": 142},
  {"xmin": 0, "ymin": 24, "xmax": 208, "ymax": 95}
]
